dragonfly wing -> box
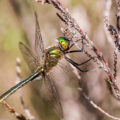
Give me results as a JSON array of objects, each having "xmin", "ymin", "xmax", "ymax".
[
  {"xmin": 19, "ymin": 42, "xmax": 39, "ymax": 72},
  {"xmin": 34, "ymin": 12, "xmax": 45, "ymax": 61},
  {"xmin": 44, "ymin": 74, "xmax": 63, "ymax": 118}
]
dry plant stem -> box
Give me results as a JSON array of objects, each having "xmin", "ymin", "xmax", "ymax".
[
  {"xmin": 70, "ymin": 59, "xmax": 118, "ymax": 120},
  {"xmin": 16, "ymin": 58, "xmax": 35, "ymax": 120},
  {"xmin": 78, "ymin": 88, "xmax": 120, "ymax": 120},
  {"xmin": 70, "ymin": 64, "xmax": 120, "ymax": 120},
  {"xmin": 1, "ymin": 58, "xmax": 34, "ymax": 120},
  {"xmin": 104, "ymin": 0, "xmax": 114, "ymax": 45},
  {"xmin": 106, "ymin": 1, "xmax": 120, "ymax": 82},
  {"xmin": 36, "ymin": 0, "xmax": 120, "ymax": 100},
  {"xmin": 113, "ymin": 48, "xmax": 118, "ymax": 80},
  {"xmin": 3, "ymin": 101, "xmax": 27, "ymax": 120},
  {"xmin": 112, "ymin": 0, "xmax": 120, "ymax": 80},
  {"xmin": 19, "ymin": 96, "xmax": 35, "ymax": 120},
  {"xmin": 117, "ymin": 0, "xmax": 120, "ymax": 32},
  {"xmin": 108, "ymin": 24, "xmax": 119, "ymax": 81},
  {"xmin": 104, "ymin": 0, "xmax": 118, "ymax": 81},
  {"xmin": 116, "ymin": 0, "xmax": 120, "ymax": 51}
]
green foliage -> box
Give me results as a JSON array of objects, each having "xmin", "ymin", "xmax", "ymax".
[
  {"xmin": 106, "ymin": 78, "xmax": 112, "ymax": 93},
  {"xmin": 2, "ymin": 29, "xmax": 25, "ymax": 55}
]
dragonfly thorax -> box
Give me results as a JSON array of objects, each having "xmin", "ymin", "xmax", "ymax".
[{"xmin": 45, "ymin": 46, "xmax": 63, "ymax": 71}]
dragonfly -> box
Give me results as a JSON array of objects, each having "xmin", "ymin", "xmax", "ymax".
[{"xmin": 0, "ymin": 12, "xmax": 93, "ymax": 116}]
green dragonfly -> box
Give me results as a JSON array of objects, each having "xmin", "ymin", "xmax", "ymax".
[{"xmin": 0, "ymin": 12, "xmax": 93, "ymax": 115}]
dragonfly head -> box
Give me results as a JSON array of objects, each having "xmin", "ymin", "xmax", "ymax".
[{"xmin": 57, "ymin": 37, "xmax": 70, "ymax": 51}]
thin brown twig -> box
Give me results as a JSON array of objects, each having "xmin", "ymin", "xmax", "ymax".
[
  {"xmin": 104, "ymin": 0, "xmax": 118, "ymax": 81},
  {"xmin": 78, "ymin": 88, "xmax": 120, "ymax": 120},
  {"xmin": 104, "ymin": 0, "xmax": 114, "ymax": 45},
  {"xmin": 117, "ymin": 0, "xmax": 120, "ymax": 32},
  {"xmin": 3, "ymin": 101, "xmax": 26, "ymax": 120},
  {"xmin": 113, "ymin": 48, "xmax": 118, "ymax": 80}
]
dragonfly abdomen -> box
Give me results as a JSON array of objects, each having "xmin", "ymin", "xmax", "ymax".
[{"xmin": 0, "ymin": 71, "xmax": 41, "ymax": 103}]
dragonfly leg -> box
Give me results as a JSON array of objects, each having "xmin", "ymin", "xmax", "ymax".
[
  {"xmin": 69, "ymin": 36, "xmax": 84, "ymax": 51},
  {"xmin": 66, "ymin": 49, "xmax": 83, "ymax": 53},
  {"xmin": 65, "ymin": 56, "xmax": 100, "ymax": 72},
  {"xmin": 76, "ymin": 58, "xmax": 92, "ymax": 66},
  {"xmin": 69, "ymin": 43, "xmax": 75, "ymax": 49}
]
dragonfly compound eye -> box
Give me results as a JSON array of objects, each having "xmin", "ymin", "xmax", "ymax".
[{"xmin": 58, "ymin": 37, "xmax": 70, "ymax": 51}]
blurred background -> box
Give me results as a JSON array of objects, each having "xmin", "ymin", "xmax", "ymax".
[{"xmin": 0, "ymin": 0, "xmax": 120, "ymax": 120}]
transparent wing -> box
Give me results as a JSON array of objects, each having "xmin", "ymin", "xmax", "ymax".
[
  {"xmin": 44, "ymin": 74, "xmax": 63, "ymax": 118},
  {"xmin": 19, "ymin": 42, "xmax": 39, "ymax": 72},
  {"xmin": 35, "ymin": 12, "xmax": 45, "ymax": 61}
]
